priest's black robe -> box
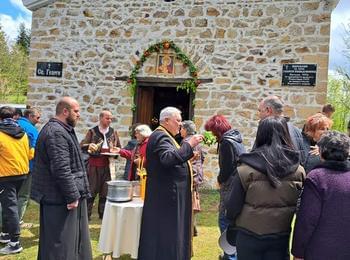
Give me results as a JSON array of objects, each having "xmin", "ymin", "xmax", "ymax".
[{"xmin": 138, "ymin": 128, "xmax": 194, "ymax": 260}]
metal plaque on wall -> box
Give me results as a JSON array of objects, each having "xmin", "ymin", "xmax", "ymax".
[
  {"xmin": 281, "ymin": 64, "xmax": 317, "ymax": 87},
  {"xmin": 36, "ymin": 62, "xmax": 63, "ymax": 77}
]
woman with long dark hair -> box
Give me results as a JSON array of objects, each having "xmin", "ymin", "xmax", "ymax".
[{"xmin": 225, "ymin": 116, "xmax": 305, "ymax": 260}]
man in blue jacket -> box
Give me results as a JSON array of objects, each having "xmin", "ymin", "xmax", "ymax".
[{"xmin": 17, "ymin": 108, "xmax": 40, "ymax": 224}]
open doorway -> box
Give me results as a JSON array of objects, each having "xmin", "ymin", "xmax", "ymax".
[{"xmin": 134, "ymin": 85, "xmax": 193, "ymax": 130}]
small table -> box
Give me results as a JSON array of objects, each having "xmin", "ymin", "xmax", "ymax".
[{"xmin": 99, "ymin": 198, "xmax": 144, "ymax": 259}]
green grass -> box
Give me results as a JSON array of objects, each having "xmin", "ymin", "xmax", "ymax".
[
  {"xmin": 0, "ymin": 189, "xmax": 221, "ymax": 260},
  {"xmin": 193, "ymin": 189, "xmax": 221, "ymax": 260}
]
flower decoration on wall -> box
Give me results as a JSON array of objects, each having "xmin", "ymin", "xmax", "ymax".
[{"xmin": 128, "ymin": 40, "xmax": 199, "ymax": 111}]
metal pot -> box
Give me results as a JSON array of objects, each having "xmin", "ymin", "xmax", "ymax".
[
  {"xmin": 132, "ymin": 181, "xmax": 141, "ymax": 197},
  {"xmin": 107, "ymin": 180, "xmax": 133, "ymax": 202}
]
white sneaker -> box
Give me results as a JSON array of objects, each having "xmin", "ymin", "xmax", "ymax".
[{"xmin": 0, "ymin": 242, "xmax": 23, "ymax": 254}]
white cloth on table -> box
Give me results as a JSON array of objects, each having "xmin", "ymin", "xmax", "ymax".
[{"xmin": 99, "ymin": 198, "xmax": 143, "ymax": 259}]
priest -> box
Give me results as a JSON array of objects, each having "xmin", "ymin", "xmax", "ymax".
[{"xmin": 138, "ymin": 106, "xmax": 203, "ymax": 260}]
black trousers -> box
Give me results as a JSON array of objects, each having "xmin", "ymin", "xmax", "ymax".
[
  {"xmin": 236, "ymin": 230, "xmax": 289, "ymax": 260},
  {"xmin": 38, "ymin": 198, "xmax": 92, "ymax": 260},
  {"xmin": 0, "ymin": 179, "xmax": 24, "ymax": 242},
  {"xmin": 87, "ymin": 165, "xmax": 110, "ymax": 219}
]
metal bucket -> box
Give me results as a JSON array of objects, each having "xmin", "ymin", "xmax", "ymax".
[
  {"xmin": 132, "ymin": 181, "xmax": 141, "ymax": 197},
  {"xmin": 107, "ymin": 180, "xmax": 133, "ymax": 202}
]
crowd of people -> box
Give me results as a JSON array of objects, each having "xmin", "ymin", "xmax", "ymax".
[{"xmin": 0, "ymin": 96, "xmax": 349, "ymax": 260}]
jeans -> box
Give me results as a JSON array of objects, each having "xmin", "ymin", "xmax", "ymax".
[
  {"xmin": 236, "ymin": 230, "xmax": 289, "ymax": 260},
  {"xmin": 0, "ymin": 179, "xmax": 24, "ymax": 242},
  {"xmin": 17, "ymin": 173, "xmax": 32, "ymax": 221},
  {"xmin": 218, "ymin": 178, "xmax": 236, "ymax": 260}
]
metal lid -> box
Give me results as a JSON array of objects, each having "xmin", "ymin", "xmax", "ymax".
[{"xmin": 107, "ymin": 180, "xmax": 132, "ymax": 187}]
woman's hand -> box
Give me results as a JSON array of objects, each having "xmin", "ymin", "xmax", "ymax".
[
  {"xmin": 190, "ymin": 151, "xmax": 200, "ymax": 162},
  {"xmin": 309, "ymin": 145, "xmax": 319, "ymax": 156},
  {"xmin": 110, "ymin": 147, "xmax": 120, "ymax": 153},
  {"xmin": 134, "ymin": 157, "xmax": 141, "ymax": 167}
]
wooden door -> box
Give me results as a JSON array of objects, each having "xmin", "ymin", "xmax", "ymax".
[{"xmin": 135, "ymin": 86, "xmax": 154, "ymax": 125}]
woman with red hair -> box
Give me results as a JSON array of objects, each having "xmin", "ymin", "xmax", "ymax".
[
  {"xmin": 301, "ymin": 113, "xmax": 333, "ymax": 174},
  {"xmin": 204, "ymin": 115, "xmax": 245, "ymax": 260}
]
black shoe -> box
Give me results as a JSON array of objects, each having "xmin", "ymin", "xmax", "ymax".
[
  {"xmin": 0, "ymin": 233, "xmax": 10, "ymax": 244},
  {"xmin": 193, "ymin": 226, "xmax": 198, "ymax": 237}
]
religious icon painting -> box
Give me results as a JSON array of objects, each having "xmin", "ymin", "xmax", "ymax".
[{"xmin": 157, "ymin": 54, "xmax": 175, "ymax": 75}]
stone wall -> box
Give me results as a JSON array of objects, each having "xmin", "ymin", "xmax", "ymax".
[{"xmin": 26, "ymin": 0, "xmax": 338, "ymax": 187}]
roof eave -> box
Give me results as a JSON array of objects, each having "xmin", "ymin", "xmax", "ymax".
[{"xmin": 22, "ymin": 0, "xmax": 56, "ymax": 11}]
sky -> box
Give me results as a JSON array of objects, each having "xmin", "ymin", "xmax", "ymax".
[{"xmin": 0, "ymin": 0, "xmax": 349, "ymax": 74}]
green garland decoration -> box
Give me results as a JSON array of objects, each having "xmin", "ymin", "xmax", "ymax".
[{"xmin": 127, "ymin": 40, "xmax": 200, "ymax": 111}]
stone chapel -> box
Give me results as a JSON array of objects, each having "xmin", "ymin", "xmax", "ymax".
[{"xmin": 23, "ymin": 0, "xmax": 339, "ymax": 186}]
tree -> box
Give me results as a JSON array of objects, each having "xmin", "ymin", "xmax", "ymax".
[
  {"xmin": 10, "ymin": 44, "xmax": 29, "ymax": 101},
  {"xmin": 327, "ymin": 20, "xmax": 350, "ymax": 132},
  {"xmin": 15, "ymin": 23, "xmax": 31, "ymax": 55},
  {"xmin": 0, "ymin": 26, "xmax": 12, "ymax": 101},
  {"xmin": 0, "ymin": 25, "xmax": 29, "ymax": 103},
  {"xmin": 327, "ymin": 76, "xmax": 350, "ymax": 131}
]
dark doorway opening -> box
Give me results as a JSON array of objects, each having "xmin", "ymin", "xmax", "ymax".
[
  {"xmin": 153, "ymin": 87, "xmax": 190, "ymax": 123},
  {"xmin": 135, "ymin": 85, "xmax": 193, "ymax": 130}
]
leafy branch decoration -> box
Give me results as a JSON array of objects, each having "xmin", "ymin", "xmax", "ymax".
[{"xmin": 127, "ymin": 40, "xmax": 200, "ymax": 111}]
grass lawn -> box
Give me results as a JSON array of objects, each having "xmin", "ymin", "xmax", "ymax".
[{"xmin": 0, "ymin": 189, "xmax": 221, "ymax": 260}]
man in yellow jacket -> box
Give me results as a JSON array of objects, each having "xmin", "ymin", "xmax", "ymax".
[{"xmin": 0, "ymin": 106, "xmax": 34, "ymax": 255}]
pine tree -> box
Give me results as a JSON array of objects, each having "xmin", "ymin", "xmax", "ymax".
[{"xmin": 15, "ymin": 23, "xmax": 31, "ymax": 55}]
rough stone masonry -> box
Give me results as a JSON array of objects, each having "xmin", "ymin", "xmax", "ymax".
[{"xmin": 24, "ymin": 0, "xmax": 339, "ymax": 187}]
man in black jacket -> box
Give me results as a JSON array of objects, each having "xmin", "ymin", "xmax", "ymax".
[
  {"xmin": 257, "ymin": 96, "xmax": 303, "ymax": 153},
  {"xmin": 31, "ymin": 97, "xmax": 92, "ymax": 260}
]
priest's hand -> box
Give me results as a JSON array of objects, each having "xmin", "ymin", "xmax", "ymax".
[{"xmin": 187, "ymin": 134, "xmax": 203, "ymax": 148}]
